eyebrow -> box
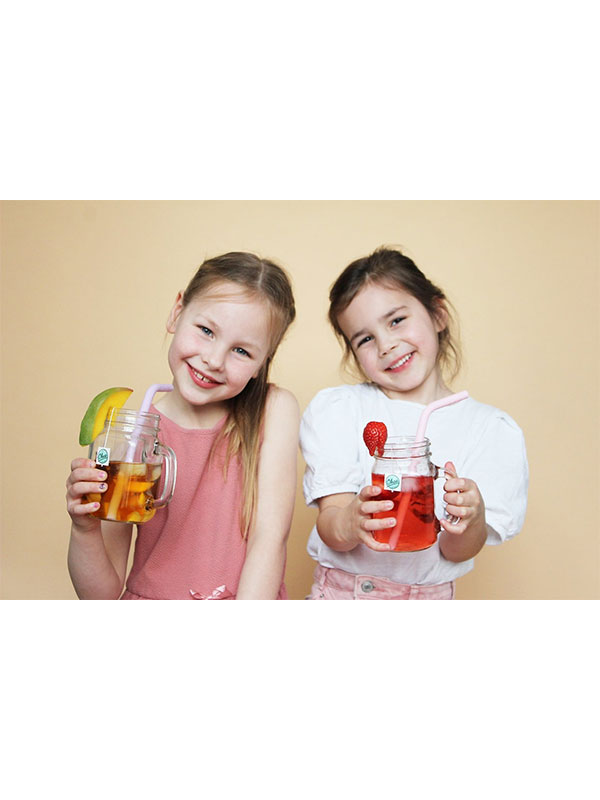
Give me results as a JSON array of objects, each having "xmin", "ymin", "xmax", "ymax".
[
  {"xmin": 349, "ymin": 305, "xmax": 408, "ymax": 344},
  {"xmin": 197, "ymin": 313, "xmax": 262, "ymax": 353}
]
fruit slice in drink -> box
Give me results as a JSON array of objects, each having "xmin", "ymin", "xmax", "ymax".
[{"xmin": 88, "ymin": 461, "xmax": 161, "ymax": 523}]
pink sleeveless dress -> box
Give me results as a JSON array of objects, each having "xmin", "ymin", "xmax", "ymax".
[{"xmin": 121, "ymin": 406, "xmax": 287, "ymax": 600}]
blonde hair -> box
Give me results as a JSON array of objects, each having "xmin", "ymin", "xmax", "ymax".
[{"xmin": 181, "ymin": 252, "xmax": 295, "ymax": 537}]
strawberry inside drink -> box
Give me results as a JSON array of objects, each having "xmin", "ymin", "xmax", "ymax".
[{"xmin": 371, "ymin": 474, "xmax": 439, "ymax": 551}]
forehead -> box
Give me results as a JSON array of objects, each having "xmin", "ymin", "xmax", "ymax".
[
  {"xmin": 338, "ymin": 282, "xmax": 414, "ymax": 328},
  {"xmin": 186, "ymin": 284, "xmax": 272, "ymax": 340}
]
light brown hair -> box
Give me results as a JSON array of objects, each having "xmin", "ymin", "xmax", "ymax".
[{"xmin": 181, "ymin": 252, "xmax": 296, "ymax": 537}]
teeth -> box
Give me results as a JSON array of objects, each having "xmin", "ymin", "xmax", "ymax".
[
  {"xmin": 389, "ymin": 353, "xmax": 413, "ymax": 369},
  {"xmin": 192, "ymin": 367, "xmax": 215, "ymax": 383}
]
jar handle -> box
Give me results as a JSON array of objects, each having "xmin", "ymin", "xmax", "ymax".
[
  {"xmin": 153, "ymin": 443, "xmax": 177, "ymax": 508},
  {"xmin": 434, "ymin": 462, "xmax": 461, "ymax": 525}
]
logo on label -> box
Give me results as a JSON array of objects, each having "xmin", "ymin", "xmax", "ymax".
[
  {"xmin": 385, "ymin": 474, "xmax": 401, "ymax": 491},
  {"xmin": 96, "ymin": 447, "xmax": 110, "ymax": 466}
]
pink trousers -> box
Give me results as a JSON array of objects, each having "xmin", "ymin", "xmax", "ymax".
[{"xmin": 307, "ymin": 564, "xmax": 455, "ymax": 600}]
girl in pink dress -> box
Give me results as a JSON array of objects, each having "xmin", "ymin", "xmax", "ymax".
[{"xmin": 66, "ymin": 252, "xmax": 299, "ymax": 599}]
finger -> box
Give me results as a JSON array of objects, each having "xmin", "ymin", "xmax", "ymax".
[
  {"xmin": 358, "ymin": 484, "xmax": 383, "ymax": 500},
  {"xmin": 361, "ymin": 499, "xmax": 395, "ymax": 515},
  {"xmin": 357, "ymin": 530, "xmax": 392, "ymax": 552},
  {"xmin": 70, "ymin": 458, "xmax": 97, "ymax": 471},
  {"xmin": 444, "ymin": 461, "xmax": 458, "ymax": 479},
  {"xmin": 67, "ymin": 481, "xmax": 108, "ymax": 499},
  {"xmin": 67, "ymin": 467, "xmax": 107, "ymax": 488},
  {"xmin": 68, "ymin": 499, "xmax": 102, "ymax": 516},
  {"xmin": 444, "ymin": 477, "xmax": 467, "ymax": 494},
  {"xmin": 444, "ymin": 503, "xmax": 470, "ymax": 521},
  {"xmin": 443, "ymin": 489, "xmax": 471, "ymax": 506},
  {"xmin": 362, "ymin": 515, "xmax": 397, "ymax": 533},
  {"xmin": 439, "ymin": 517, "xmax": 467, "ymax": 535}
]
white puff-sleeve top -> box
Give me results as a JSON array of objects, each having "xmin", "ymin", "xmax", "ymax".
[{"xmin": 300, "ymin": 383, "xmax": 529, "ymax": 585}]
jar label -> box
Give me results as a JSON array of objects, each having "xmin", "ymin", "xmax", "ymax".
[
  {"xmin": 384, "ymin": 473, "xmax": 402, "ymax": 491},
  {"xmin": 96, "ymin": 447, "xmax": 110, "ymax": 467}
]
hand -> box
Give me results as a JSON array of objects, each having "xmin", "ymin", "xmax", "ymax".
[
  {"xmin": 66, "ymin": 458, "xmax": 106, "ymax": 533},
  {"xmin": 440, "ymin": 461, "xmax": 485, "ymax": 536},
  {"xmin": 344, "ymin": 484, "xmax": 397, "ymax": 552}
]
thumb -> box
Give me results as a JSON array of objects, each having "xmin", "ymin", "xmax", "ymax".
[{"xmin": 444, "ymin": 461, "xmax": 458, "ymax": 479}]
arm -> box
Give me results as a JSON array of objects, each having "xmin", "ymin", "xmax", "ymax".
[
  {"xmin": 235, "ymin": 387, "xmax": 300, "ymax": 600},
  {"xmin": 438, "ymin": 461, "xmax": 489, "ymax": 562},
  {"xmin": 315, "ymin": 487, "xmax": 397, "ymax": 552},
  {"xmin": 66, "ymin": 458, "xmax": 133, "ymax": 599}
]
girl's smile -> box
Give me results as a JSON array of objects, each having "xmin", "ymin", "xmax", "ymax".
[
  {"xmin": 338, "ymin": 281, "xmax": 449, "ymax": 404},
  {"xmin": 164, "ymin": 283, "xmax": 272, "ymax": 424},
  {"xmin": 187, "ymin": 363, "xmax": 224, "ymax": 388}
]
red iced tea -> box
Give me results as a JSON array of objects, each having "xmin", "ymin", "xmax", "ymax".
[
  {"xmin": 88, "ymin": 461, "xmax": 161, "ymax": 523},
  {"xmin": 371, "ymin": 474, "xmax": 439, "ymax": 551}
]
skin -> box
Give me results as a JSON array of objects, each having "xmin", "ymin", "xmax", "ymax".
[
  {"xmin": 315, "ymin": 281, "xmax": 490, "ymax": 562},
  {"xmin": 67, "ymin": 283, "xmax": 299, "ymax": 599}
]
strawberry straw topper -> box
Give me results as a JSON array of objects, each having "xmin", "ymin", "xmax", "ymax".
[{"xmin": 363, "ymin": 421, "xmax": 388, "ymax": 456}]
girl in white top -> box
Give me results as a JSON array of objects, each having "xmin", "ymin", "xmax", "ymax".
[{"xmin": 300, "ymin": 247, "xmax": 528, "ymax": 599}]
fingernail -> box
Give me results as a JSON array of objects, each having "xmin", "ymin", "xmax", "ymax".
[
  {"xmin": 99, "ymin": 483, "xmax": 107, "ymax": 491},
  {"xmin": 97, "ymin": 472, "xmax": 106, "ymax": 480}
]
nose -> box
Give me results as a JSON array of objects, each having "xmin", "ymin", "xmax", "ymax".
[
  {"xmin": 202, "ymin": 344, "xmax": 226, "ymax": 372},
  {"xmin": 378, "ymin": 337, "xmax": 397, "ymax": 358}
]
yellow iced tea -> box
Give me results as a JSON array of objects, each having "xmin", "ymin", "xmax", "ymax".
[{"xmin": 88, "ymin": 461, "xmax": 162, "ymax": 523}]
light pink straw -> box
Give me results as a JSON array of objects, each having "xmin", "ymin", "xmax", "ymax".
[
  {"xmin": 124, "ymin": 383, "xmax": 173, "ymax": 461},
  {"xmin": 140, "ymin": 383, "xmax": 174, "ymax": 414},
  {"xmin": 387, "ymin": 391, "xmax": 469, "ymax": 551}
]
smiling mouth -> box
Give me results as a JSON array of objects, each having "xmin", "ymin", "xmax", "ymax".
[
  {"xmin": 188, "ymin": 364, "xmax": 223, "ymax": 386},
  {"xmin": 386, "ymin": 352, "xmax": 415, "ymax": 371}
]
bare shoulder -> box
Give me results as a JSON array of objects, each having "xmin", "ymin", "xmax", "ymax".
[
  {"xmin": 261, "ymin": 385, "xmax": 300, "ymax": 450},
  {"xmin": 265, "ymin": 384, "xmax": 300, "ymax": 421}
]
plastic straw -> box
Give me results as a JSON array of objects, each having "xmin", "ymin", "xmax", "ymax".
[
  {"xmin": 107, "ymin": 384, "xmax": 174, "ymax": 519},
  {"xmin": 415, "ymin": 390, "xmax": 469, "ymax": 442},
  {"xmin": 140, "ymin": 383, "xmax": 174, "ymax": 415},
  {"xmin": 124, "ymin": 383, "xmax": 173, "ymax": 461},
  {"xmin": 387, "ymin": 390, "xmax": 469, "ymax": 551}
]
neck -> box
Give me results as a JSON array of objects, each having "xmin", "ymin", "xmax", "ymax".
[
  {"xmin": 154, "ymin": 390, "xmax": 229, "ymax": 429},
  {"xmin": 380, "ymin": 373, "xmax": 452, "ymax": 405}
]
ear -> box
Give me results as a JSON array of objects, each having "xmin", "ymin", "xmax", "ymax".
[
  {"xmin": 432, "ymin": 300, "xmax": 448, "ymax": 334},
  {"xmin": 166, "ymin": 292, "xmax": 184, "ymax": 333}
]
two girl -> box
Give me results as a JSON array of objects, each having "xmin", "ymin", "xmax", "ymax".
[
  {"xmin": 67, "ymin": 246, "xmax": 528, "ymax": 600},
  {"xmin": 66, "ymin": 252, "xmax": 299, "ymax": 599}
]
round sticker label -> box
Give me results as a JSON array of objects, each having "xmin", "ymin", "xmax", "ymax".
[
  {"xmin": 385, "ymin": 473, "xmax": 401, "ymax": 491},
  {"xmin": 96, "ymin": 447, "xmax": 110, "ymax": 466}
]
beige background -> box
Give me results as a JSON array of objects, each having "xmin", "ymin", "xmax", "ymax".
[{"xmin": 1, "ymin": 200, "xmax": 598, "ymax": 599}]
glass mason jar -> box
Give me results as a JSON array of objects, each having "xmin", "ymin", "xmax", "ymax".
[
  {"xmin": 87, "ymin": 408, "xmax": 177, "ymax": 524},
  {"xmin": 371, "ymin": 436, "xmax": 442, "ymax": 552}
]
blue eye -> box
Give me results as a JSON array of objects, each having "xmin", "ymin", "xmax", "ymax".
[
  {"xmin": 233, "ymin": 347, "xmax": 250, "ymax": 357},
  {"xmin": 197, "ymin": 325, "xmax": 213, "ymax": 337},
  {"xmin": 356, "ymin": 335, "xmax": 373, "ymax": 348},
  {"xmin": 391, "ymin": 316, "xmax": 406, "ymax": 327}
]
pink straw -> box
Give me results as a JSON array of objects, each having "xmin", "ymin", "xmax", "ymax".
[
  {"xmin": 140, "ymin": 383, "xmax": 174, "ymax": 414},
  {"xmin": 387, "ymin": 390, "xmax": 469, "ymax": 551},
  {"xmin": 124, "ymin": 383, "xmax": 173, "ymax": 461}
]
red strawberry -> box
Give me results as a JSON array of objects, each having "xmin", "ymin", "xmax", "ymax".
[{"xmin": 362, "ymin": 421, "xmax": 387, "ymax": 456}]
